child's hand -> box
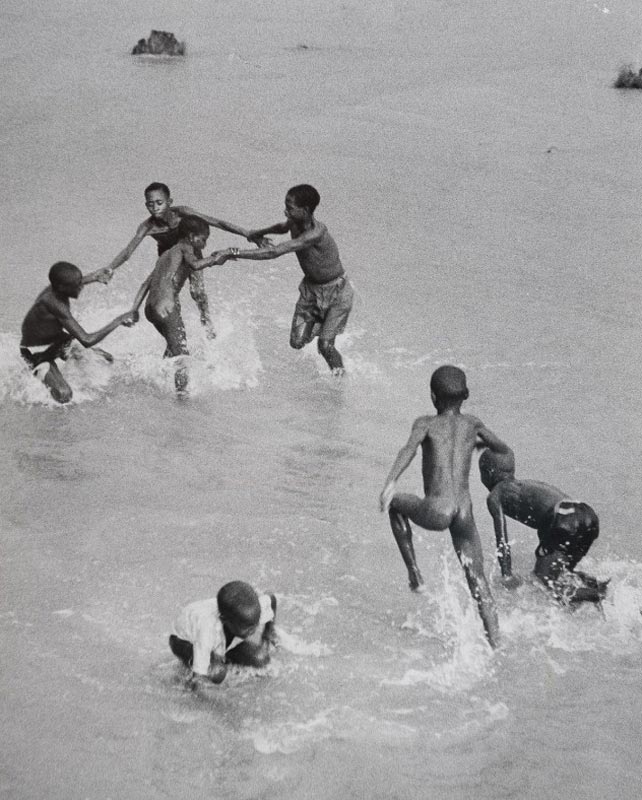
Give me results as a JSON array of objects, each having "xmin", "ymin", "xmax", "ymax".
[
  {"xmin": 379, "ymin": 482, "xmax": 396, "ymax": 513},
  {"xmin": 120, "ymin": 311, "xmax": 138, "ymax": 327},
  {"xmin": 208, "ymin": 250, "xmax": 231, "ymax": 266},
  {"xmin": 95, "ymin": 268, "xmax": 114, "ymax": 285},
  {"xmin": 502, "ymin": 574, "xmax": 523, "ymax": 590}
]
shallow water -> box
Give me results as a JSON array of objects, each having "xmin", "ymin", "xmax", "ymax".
[{"xmin": 1, "ymin": 0, "xmax": 642, "ymax": 798}]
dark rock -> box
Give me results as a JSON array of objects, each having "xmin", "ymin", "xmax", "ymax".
[
  {"xmin": 132, "ymin": 30, "xmax": 186, "ymax": 57},
  {"xmin": 613, "ymin": 65, "xmax": 642, "ymax": 89}
]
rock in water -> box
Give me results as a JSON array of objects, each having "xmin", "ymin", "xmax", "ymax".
[{"xmin": 132, "ymin": 30, "xmax": 186, "ymax": 56}]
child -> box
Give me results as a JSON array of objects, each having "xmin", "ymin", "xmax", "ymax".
[
  {"xmin": 130, "ymin": 216, "xmax": 228, "ymax": 392},
  {"xmin": 209, "ymin": 184, "xmax": 354, "ymax": 374},
  {"xmin": 169, "ymin": 581, "xmax": 277, "ymax": 688},
  {"xmin": 479, "ymin": 447, "xmax": 608, "ymax": 604},
  {"xmin": 379, "ymin": 365, "xmax": 511, "ymax": 648},
  {"xmin": 20, "ymin": 261, "xmax": 136, "ymax": 403},
  {"xmin": 96, "ymin": 182, "xmax": 252, "ymax": 337}
]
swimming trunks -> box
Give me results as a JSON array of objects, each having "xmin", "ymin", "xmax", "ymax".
[
  {"xmin": 20, "ymin": 337, "xmax": 73, "ymax": 373},
  {"xmin": 535, "ymin": 501, "xmax": 598, "ymax": 569},
  {"xmin": 145, "ymin": 302, "xmax": 188, "ymax": 357},
  {"xmin": 151, "ymin": 226, "xmax": 181, "ymax": 255},
  {"xmin": 291, "ymin": 274, "xmax": 354, "ymax": 344}
]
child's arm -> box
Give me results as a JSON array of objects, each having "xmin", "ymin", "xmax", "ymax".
[
  {"xmin": 246, "ymin": 221, "xmax": 290, "ymax": 243},
  {"xmin": 486, "ymin": 488, "xmax": 515, "ymax": 581},
  {"xmin": 44, "ymin": 295, "xmax": 135, "ymax": 347},
  {"xmin": 175, "ymin": 206, "xmax": 250, "ymax": 239},
  {"xmin": 475, "ymin": 424, "xmax": 512, "ymax": 455},
  {"xmin": 93, "ymin": 222, "xmax": 151, "ymax": 284},
  {"xmin": 204, "ymin": 225, "xmax": 322, "ymax": 267},
  {"xmin": 131, "ymin": 273, "xmax": 152, "ymax": 313},
  {"xmin": 380, "ymin": 418, "xmax": 430, "ymax": 511}
]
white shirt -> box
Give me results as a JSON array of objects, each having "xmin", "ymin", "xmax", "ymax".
[{"xmin": 172, "ymin": 594, "xmax": 274, "ymax": 676}]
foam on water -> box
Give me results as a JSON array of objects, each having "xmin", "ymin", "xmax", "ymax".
[{"xmin": 0, "ymin": 293, "xmax": 263, "ymax": 405}]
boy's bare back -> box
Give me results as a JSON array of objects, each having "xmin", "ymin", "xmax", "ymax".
[{"xmin": 416, "ymin": 413, "xmax": 486, "ymax": 510}]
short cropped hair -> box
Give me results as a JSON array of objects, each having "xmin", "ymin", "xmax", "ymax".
[
  {"xmin": 217, "ymin": 581, "xmax": 261, "ymax": 627},
  {"xmin": 144, "ymin": 182, "xmax": 171, "ymax": 198},
  {"xmin": 49, "ymin": 261, "xmax": 82, "ymax": 286},
  {"xmin": 430, "ymin": 365, "xmax": 469, "ymax": 402},
  {"xmin": 177, "ymin": 215, "xmax": 210, "ymax": 239},
  {"xmin": 479, "ymin": 448, "xmax": 516, "ymax": 490},
  {"xmin": 287, "ymin": 184, "xmax": 320, "ymax": 213}
]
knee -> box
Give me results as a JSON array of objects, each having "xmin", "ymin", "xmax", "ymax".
[
  {"xmin": 317, "ymin": 338, "xmax": 334, "ymax": 356},
  {"xmin": 289, "ymin": 334, "xmax": 306, "ymax": 350},
  {"xmin": 52, "ymin": 385, "xmax": 73, "ymax": 404}
]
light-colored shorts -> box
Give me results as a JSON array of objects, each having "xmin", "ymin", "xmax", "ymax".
[{"xmin": 291, "ymin": 274, "xmax": 354, "ymax": 344}]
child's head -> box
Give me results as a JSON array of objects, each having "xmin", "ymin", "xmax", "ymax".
[
  {"xmin": 285, "ymin": 184, "xmax": 320, "ymax": 217},
  {"xmin": 217, "ymin": 581, "xmax": 261, "ymax": 639},
  {"xmin": 479, "ymin": 448, "xmax": 516, "ymax": 490},
  {"xmin": 430, "ymin": 365, "xmax": 469, "ymax": 409},
  {"xmin": 177, "ymin": 215, "xmax": 210, "ymax": 249},
  {"xmin": 49, "ymin": 261, "xmax": 83, "ymax": 299},
  {"xmin": 144, "ymin": 182, "xmax": 171, "ymax": 218}
]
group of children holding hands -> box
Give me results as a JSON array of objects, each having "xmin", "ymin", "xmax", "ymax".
[
  {"xmin": 19, "ymin": 184, "xmax": 607, "ymax": 684},
  {"xmin": 20, "ymin": 181, "xmax": 353, "ymax": 399}
]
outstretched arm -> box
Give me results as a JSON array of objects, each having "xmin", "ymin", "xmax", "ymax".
[
  {"xmin": 131, "ymin": 273, "xmax": 152, "ymax": 314},
  {"xmin": 246, "ymin": 221, "xmax": 290, "ymax": 243},
  {"xmin": 379, "ymin": 418, "xmax": 429, "ymax": 511},
  {"xmin": 89, "ymin": 222, "xmax": 151, "ymax": 285},
  {"xmin": 175, "ymin": 205, "xmax": 249, "ymax": 238},
  {"xmin": 45, "ymin": 296, "xmax": 134, "ymax": 347}
]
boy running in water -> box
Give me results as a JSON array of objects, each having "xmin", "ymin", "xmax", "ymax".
[
  {"xmin": 478, "ymin": 448, "xmax": 608, "ymax": 604},
  {"xmin": 95, "ymin": 182, "xmax": 251, "ymax": 338},
  {"xmin": 210, "ymin": 184, "xmax": 353, "ymax": 374},
  {"xmin": 20, "ymin": 262, "xmax": 136, "ymax": 403},
  {"xmin": 130, "ymin": 216, "xmax": 228, "ymax": 392},
  {"xmin": 170, "ymin": 581, "xmax": 277, "ymax": 689},
  {"xmin": 380, "ymin": 365, "xmax": 511, "ymax": 648}
]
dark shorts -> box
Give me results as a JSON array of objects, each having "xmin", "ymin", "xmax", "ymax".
[
  {"xmin": 291, "ymin": 274, "xmax": 353, "ymax": 344},
  {"xmin": 20, "ymin": 337, "xmax": 73, "ymax": 372},
  {"xmin": 536, "ymin": 502, "xmax": 598, "ymax": 570},
  {"xmin": 145, "ymin": 302, "xmax": 188, "ymax": 357}
]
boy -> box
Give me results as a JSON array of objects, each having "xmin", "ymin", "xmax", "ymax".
[
  {"xmin": 130, "ymin": 216, "xmax": 228, "ymax": 392},
  {"xmin": 209, "ymin": 184, "xmax": 353, "ymax": 374},
  {"xmin": 169, "ymin": 581, "xmax": 277, "ymax": 688},
  {"xmin": 20, "ymin": 261, "xmax": 136, "ymax": 403},
  {"xmin": 479, "ymin": 448, "xmax": 608, "ymax": 604},
  {"xmin": 96, "ymin": 182, "xmax": 252, "ymax": 337},
  {"xmin": 379, "ymin": 365, "xmax": 511, "ymax": 648}
]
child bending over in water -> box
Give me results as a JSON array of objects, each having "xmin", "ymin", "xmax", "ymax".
[
  {"xmin": 380, "ymin": 365, "xmax": 512, "ymax": 648},
  {"xmin": 479, "ymin": 447, "xmax": 608, "ymax": 604},
  {"xmin": 169, "ymin": 581, "xmax": 277, "ymax": 688},
  {"xmin": 20, "ymin": 261, "xmax": 136, "ymax": 403}
]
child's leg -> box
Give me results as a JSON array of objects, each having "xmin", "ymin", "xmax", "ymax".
[
  {"xmin": 290, "ymin": 284, "xmax": 320, "ymax": 351},
  {"xmin": 317, "ymin": 337, "xmax": 344, "ymax": 372},
  {"xmin": 388, "ymin": 501, "xmax": 424, "ymax": 591},
  {"xmin": 157, "ymin": 308, "xmax": 189, "ymax": 392},
  {"xmin": 317, "ymin": 279, "xmax": 353, "ymax": 373},
  {"xmin": 43, "ymin": 362, "xmax": 73, "ymax": 404},
  {"xmin": 449, "ymin": 508, "xmax": 500, "ymax": 648},
  {"xmin": 169, "ymin": 634, "xmax": 193, "ymax": 667}
]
